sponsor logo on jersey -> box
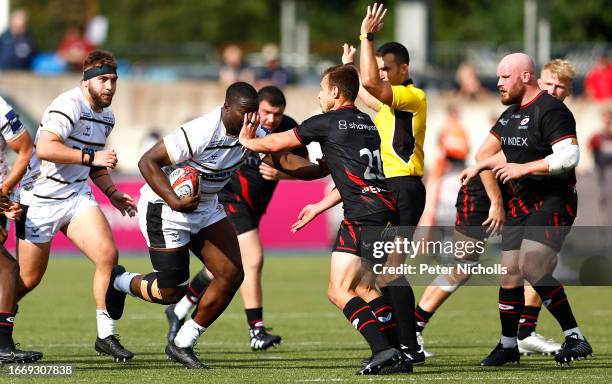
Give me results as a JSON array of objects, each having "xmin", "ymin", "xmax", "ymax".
[
  {"xmin": 361, "ymin": 186, "xmax": 384, "ymax": 194},
  {"xmin": 4, "ymin": 109, "xmax": 23, "ymax": 133},
  {"xmin": 339, "ymin": 120, "xmax": 376, "ymax": 131},
  {"xmin": 520, "ymin": 117, "xmax": 530, "ymax": 125},
  {"xmin": 499, "ymin": 118, "xmax": 509, "ymax": 126},
  {"xmin": 501, "ymin": 137, "xmax": 528, "ymax": 146}
]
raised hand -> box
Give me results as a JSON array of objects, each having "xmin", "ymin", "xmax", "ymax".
[
  {"xmin": 342, "ymin": 43, "xmax": 357, "ymax": 65},
  {"xmin": 361, "ymin": 3, "xmax": 388, "ymax": 35}
]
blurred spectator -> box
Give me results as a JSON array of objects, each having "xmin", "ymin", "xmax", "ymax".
[
  {"xmin": 588, "ymin": 108, "xmax": 612, "ymax": 224},
  {"xmin": 421, "ymin": 104, "xmax": 470, "ymax": 226},
  {"xmin": 57, "ymin": 25, "xmax": 96, "ymax": 72},
  {"xmin": 256, "ymin": 43, "xmax": 289, "ymax": 88},
  {"xmin": 0, "ymin": 9, "xmax": 34, "ymax": 70},
  {"xmin": 219, "ymin": 44, "xmax": 254, "ymax": 86},
  {"xmin": 455, "ymin": 62, "xmax": 487, "ymax": 100},
  {"xmin": 584, "ymin": 54, "xmax": 612, "ymax": 102}
]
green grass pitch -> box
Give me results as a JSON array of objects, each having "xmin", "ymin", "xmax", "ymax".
[{"xmin": 2, "ymin": 254, "xmax": 611, "ymax": 383}]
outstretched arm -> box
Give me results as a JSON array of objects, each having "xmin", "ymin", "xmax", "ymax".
[
  {"xmin": 291, "ymin": 187, "xmax": 341, "ymax": 232},
  {"xmin": 261, "ymin": 151, "xmax": 329, "ymax": 181}
]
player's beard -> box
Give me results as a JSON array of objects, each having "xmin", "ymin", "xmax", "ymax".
[
  {"xmin": 89, "ymin": 87, "xmax": 114, "ymax": 109},
  {"xmin": 499, "ymin": 84, "xmax": 523, "ymax": 106}
]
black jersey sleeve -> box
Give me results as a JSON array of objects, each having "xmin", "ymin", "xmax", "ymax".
[
  {"xmin": 294, "ymin": 114, "xmax": 329, "ymax": 145},
  {"xmin": 489, "ymin": 118, "xmax": 503, "ymax": 140},
  {"xmin": 541, "ymin": 107, "xmax": 577, "ymax": 145},
  {"xmin": 276, "ymin": 115, "xmax": 308, "ymax": 158}
]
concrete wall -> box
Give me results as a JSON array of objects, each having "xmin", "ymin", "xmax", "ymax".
[{"xmin": 0, "ymin": 71, "xmax": 606, "ymax": 176}]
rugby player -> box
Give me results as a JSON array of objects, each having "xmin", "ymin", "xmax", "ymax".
[
  {"xmin": 0, "ymin": 96, "xmax": 40, "ymax": 364},
  {"xmin": 357, "ymin": 3, "xmax": 427, "ymax": 362},
  {"xmin": 461, "ymin": 53, "xmax": 591, "ymax": 366},
  {"xmin": 14, "ymin": 50, "xmax": 137, "ymax": 362},
  {"xmin": 414, "ymin": 59, "xmax": 576, "ymax": 357},
  {"xmin": 239, "ymin": 65, "xmax": 412, "ymax": 375},
  {"xmin": 108, "ymin": 82, "xmax": 324, "ymax": 369},
  {"xmin": 164, "ymin": 86, "xmax": 308, "ymax": 351}
]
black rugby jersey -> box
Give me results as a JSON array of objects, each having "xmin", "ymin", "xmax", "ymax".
[
  {"xmin": 490, "ymin": 91, "xmax": 577, "ymax": 212},
  {"xmin": 219, "ymin": 115, "xmax": 307, "ymax": 215},
  {"xmin": 294, "ymin": 105, "xmax": 397, "ymax": 220}
]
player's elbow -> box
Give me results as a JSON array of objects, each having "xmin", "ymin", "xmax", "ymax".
[
  {"xmin": 545, "ymin": 141, "xmax": 580, "ymax": 175},
  {"xmin": 35, "ymin": 140, "xmax": 53, "ymax": 161}
]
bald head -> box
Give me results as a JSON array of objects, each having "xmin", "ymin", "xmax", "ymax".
[
  {"xmin": 498, "ymin": 53, "xmax": 536, "ymax": 76},
  {"xmin": 496, "ymin": 52, "xmax": 539, "ymax": 105}
]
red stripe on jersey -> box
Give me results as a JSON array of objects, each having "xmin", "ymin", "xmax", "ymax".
[
  {"xmin": 292, "ymin": 127, "xmax": 304, "ymax": 143},
  {"xmin": 520, "ymin": 90, "xmax": 545, "ymax": 110},
  {"xmin": 344, "ymin": 169, "xmax": 396, "ymax": 211},
  {"xmin": 490, "ymin": 131, "xmax": 501, "ymax": 140},
  {"xmin": 237, "ymin": 170, "xmax": 254, "ymax": 210},
  {"xmin": 550, "ymin": 135, "xmax": 576, "ymax": 145}
]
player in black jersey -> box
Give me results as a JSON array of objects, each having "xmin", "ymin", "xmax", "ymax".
[
  {"xmin": 415, "ymin": 60, "xmax": 577, "ymax": 357},
  {"xmin": 240, "ymin": 65, "xmax": 411, "ymax": 375},
  {"xmin": 461, "ymin": 53, "xmax": 591, "ymax": 366},
  {"xmin": 164, "ymin": 87, "xmax": 309, "ymax": 351}
]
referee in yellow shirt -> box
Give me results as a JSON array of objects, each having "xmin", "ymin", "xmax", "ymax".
[{"xmin": 357, "ymin": 3, "xmax": 427, "ymax": 363}]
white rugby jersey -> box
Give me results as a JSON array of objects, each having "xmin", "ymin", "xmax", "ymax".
[
  {"xmin": 140, "ymin": 106, "xmax": 267, "ymax": 205},
  {"xmin": 0, "ymin": 96, "xmax": 27, "ymax": 186},
  {"xmin": 19, "ymin": 87, "xmax": 114, "ymax": 203}
]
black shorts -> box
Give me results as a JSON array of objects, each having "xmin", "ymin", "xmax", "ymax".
[
  {"xmin": 386, "ymin": 176, "xmax": 425, "ymax": 226},
  {"xmin": 223, "ymin": 201, "xmax": 262, "ymax": 235},
  {"xmin": 502, "ymin": 209, "xmax": 575, "ymax": 252},
  {"xmin": 454, "ymin": 178, "xmax": 491, "ymax": 240},
  {"xmin": 455, "ymin": 210, "xmax": 489, "ymax": 241},
  {"xmin": 333, "ymin": 210, "xmax": 398, "ymax": 257}
]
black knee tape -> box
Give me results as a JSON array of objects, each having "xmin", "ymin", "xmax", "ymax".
[{"xmin": 149, "ymin": 247, "xmax": 190, "ymax": 288}]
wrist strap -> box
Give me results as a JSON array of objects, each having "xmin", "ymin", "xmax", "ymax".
[
  {"xmin": 103, "ymin": 185, "xmax": 117, "ymax": 198},
  {"xmin": 81, "ymin": 147, "xmax": 95, "ymax": 166},
  {"xmin": 359, "ymin": 32, "xmax": 374, "ymax": 41}
]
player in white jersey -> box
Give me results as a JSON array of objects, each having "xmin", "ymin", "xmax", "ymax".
[
  {"xmin": 0, "ymin": 97, "xmax": 41, "ymax": 363},
  {"xmin": 109, "ymin": 82, "xmax": 325, "ymax": 368},
  {"xmin": 14, "ymin": 51, "xmax": 137, "ymax": 362}
]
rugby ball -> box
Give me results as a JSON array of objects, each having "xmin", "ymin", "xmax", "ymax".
[{"xmin": 169, "ymin": 166, "xmax": 199, "ymax": 199}]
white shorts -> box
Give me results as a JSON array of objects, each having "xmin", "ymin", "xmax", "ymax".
[
  {"xmin": 137, "ymin": 195, "xmax": 227, "ymax": 248},
  {"xmin": 18, "ymin": 190, "xmax": 98, "ymax": 243}
]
